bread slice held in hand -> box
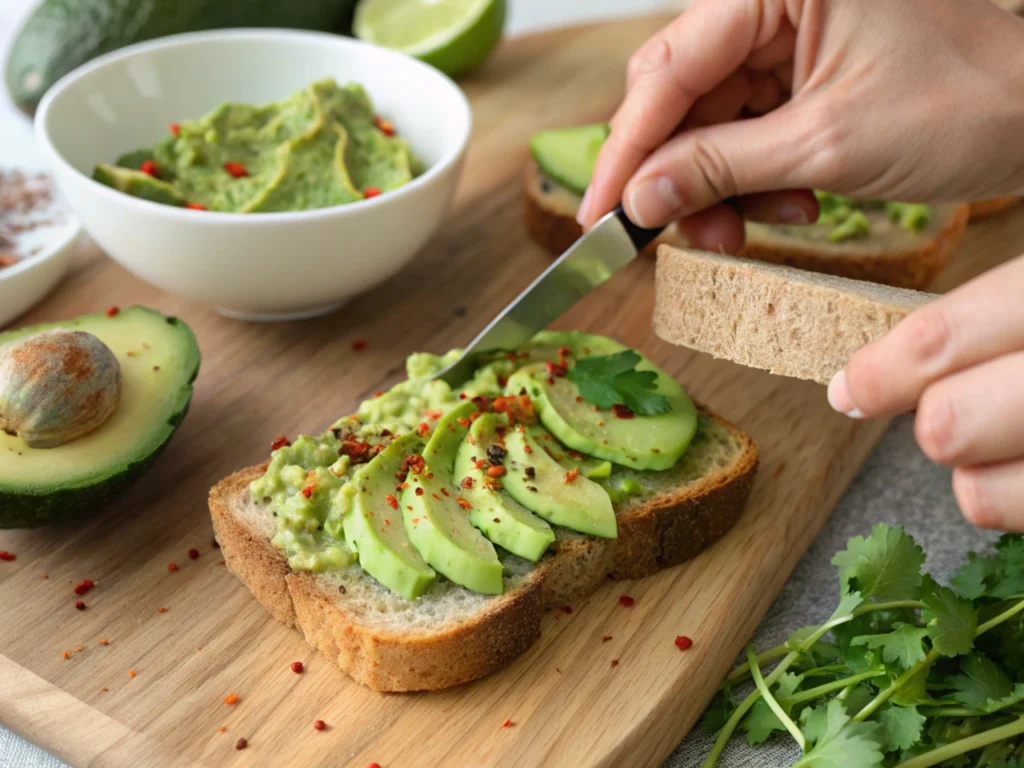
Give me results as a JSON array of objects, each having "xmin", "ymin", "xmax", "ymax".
[
  {"xmin": 523, "ymin": 158, "xmax": 969, "ymax": 290},
  {"xmin": 653, "ymin": 245, "xmax": 936, "ymax": 385},
  {"xmin": 210, "ymin": 409, "xmax": 756, "ymax": 692},
  {"xmin": 968, "ymin": 195, "xmax": 1022, "ymax": 221}
]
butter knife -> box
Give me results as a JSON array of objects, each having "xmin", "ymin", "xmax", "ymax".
[{"xmin": 435, "ymin": 206, "xmax": 662, "ymax": 386}]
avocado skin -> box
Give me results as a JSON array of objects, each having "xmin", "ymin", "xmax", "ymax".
[
  {"xmin": 6, "ymin": 0, "xmax": 359, "ymax": 116},
  {"xmin": 0, "ymin": 312, "xmax": 200, "ymax": 528}
]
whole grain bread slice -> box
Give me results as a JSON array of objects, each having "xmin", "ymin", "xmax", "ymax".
[
  {"xmin": 210, "ymin": 409, "xmax": 756, "ymax": 692},
  {"xmin": 524, "ymin": 159, "xmax": 970, "ymax": 290},
  {"xmin": 653, "ymin": 245, "xmax": 936, "ymax": 385},
  {"xmin": 968, "ymin": 195, "xmax": 1022, "ymax": 221}
]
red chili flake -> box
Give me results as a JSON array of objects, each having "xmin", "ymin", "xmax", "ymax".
[
  {"xmin": 291, "ymin": 661, "xmax": 304, "ymax": 674},
  {"xmin": 74, "ymin": 579, "xmax": 95, "ymax": 595},
  {"xmin": 101, "ymin": 687, "xmax": 108, "ymax": 692},
  {"xmin": 352, "ymin": 338, "xmax": 368, "ymax": 351},
  {"xmin": 456, "ymin": 496, "xmax": 472, "ymax": 510},
  {"xmin": 561, "ymin": 605, "xmax": 573, "ymax": 614},
  {"xmin": 611, "ymin": 659, "xmax": 619, "ymax": 667},
  {"xmin": 223, "ymin": 161, "xmax": 248, "ymax": 178},
  {"xmin": 602, "ymin": 635, "xmax": 612, "ymax": 642},
  {"xmin": 564, "ymin": 468, "xmax": 580, "ymax": 484},
  {"xmin": 41, "ymin": 573, "xmax": 48, "ymax": 579},
  {"xmin": 313, "ymin": 719, "xmax": 326, "ymax": 731},
  {"xmin": 169, "ymin": 122, "xmax": 181, "ymax": 135},
  {"xmin": 415, "ymin": 487, "xmax": 424, "ymax": 497},
  {"xmin": 168, "ymin": 562, "xmax": 178, "ymax": 572},
  {"xmin": 139, "ymin": 159, "xmax": 158, "ymax": 177},
  {"xmin": 523, "ymin": 444, "xmax": 534, "ymax": 455},
  {"xmin": 474, "ymin": 459, "xmax": 488, "ymax": 470},
  {"xmin": 373, "ymin": 391, "xmax": 383, "ymax": 398},
  {"xmin": 384, "ymin": 494, "xmax": 399, "ymax": 510},
  {"xmin": 271, "ymin": 435, "xmax": 291, "ymax": 451},
  {"xmin": 224, "ymin": 693, "xmax": 240, "ymax": 705},
  {"xmin": 613, "ymin": 403, "xmax": 635, "ymax": 420},
  {"xmin": 456, "ymin": 417, "xmax": 471, "ymax": 429},
  {"xmin": 157, "ymin": 607, "xmax": 166, "ymax": 614},
  {"xmin": 75, "ymin": 600, "xmax": 86, "ymax": 610},
  {"xmin": 235, "ymin": 738, "xmax": 248, "ymax": 750},
  {"xmin": 105, "ymin": 306, "xmax": 119, "ymax": 318},
  {"xmin": 417, "ymin": 422, "xmax": 430, "ymax": 437},
  {"xmin": 339, "ymin": 440, "xmax": 372, "ymax": 461},
  {"xmin": 375, "ymin": 115, "xmax": 395, "ymax": 136},
  {"xmin": 675, "ymin": 636, "xmax": 694, "ymax": 651},
  {"xmin": 364, "ymin": 187, "xmax": 382, "ymax": 199},
  {"xmin": 544, "ymin": 361, "xmax": 567, "ymax": 377},
  {"xmin": 400, "ymin": 454, "xmax": 426, "ymax": 476},
  {"xmin": 460, "ymin": 476, "xmax": 474, "ymax": 490},
  {"xmin": 218, "ymin": 726, "xmax": 227, "ymax": 733},
  {"xmin": 558, "ymin": 346, "xmax": 572, "ymax": 358},
  {"xmin": 186, "ymin": 202, "xmax": 206, "ymax": 211},
  {"xmin": 369, "ymin": 764, "xmax": 381, "ymax": 768},
  {"xmin": 301, "ymin": 486, "xmax": 314, "ymax": 499},
  {"xmin": 424, "ymin": 408, "xmax": 443, "ymax": 420},
  {"xmin": 619, "ymin": 595, "xmax": 635, "ymax": 607},
  {"xmin": 502, "ymin": 719, "xmax": 514, "ymax": 728},
  {"xmin": 99, "ymin": 638, "xmax": 109, "ymax": 646},
  {"xmin": 62, "ymin": 651, "xmax": 71, "ymax": 659},
  {"xmin": 128, "ymin": 669, "xmax": 136, "ymax": 677},
  {"xmin": 188, "ymin": 548, "xmax": 200, "ymax": 560},
  {"xmin": 486, "ymin": 465, "xmax": 507, "ymax": 478}
]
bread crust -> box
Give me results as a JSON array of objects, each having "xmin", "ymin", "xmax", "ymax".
[
  {"xmin": 968, "ymin": 195, "xmax": 1021, "ymax": 221},
  {"xmin": 523, "ymin": 159, "xmax": 969, "ymax": 290},
  {"xmin": 209, "ymin": 410, "xmax": 757, "ymax": 691}
]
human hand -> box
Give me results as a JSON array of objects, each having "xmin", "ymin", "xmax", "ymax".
[
  {"xmin": 828, "ymin": 255, "xmax": 1024, "ymax": 531},
  {"xmin": 578, "ymin": 0, "xmax": 1024, "ymax": 253}
]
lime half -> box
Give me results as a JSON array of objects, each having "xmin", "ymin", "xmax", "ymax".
[{"xmin": 354, "ymin": 0, "xmax": 506, "ymax": 77}]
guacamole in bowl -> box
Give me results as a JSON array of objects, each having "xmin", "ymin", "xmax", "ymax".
[{"xmin": 92, "ymin": 78, "xmax": 424, "ymax": 213}]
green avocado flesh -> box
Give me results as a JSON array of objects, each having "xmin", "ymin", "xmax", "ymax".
[
  {"xmin": 0, "ymin": 307, "xmax": 200, "ymax": 528},
  {"xmin": 93, "ymin": 79, "xmax": 423, "ymax": 213},
  {"xmin": 454, "ymin": 414, "xmax": 555, "ymax": 562},
  {"xmin": 251, "ymin": 330, "xmax": 702, "ymax": 597},
  {"xmin": 531, "ymin": 126, "xmax": 930, "ymax": 240}
]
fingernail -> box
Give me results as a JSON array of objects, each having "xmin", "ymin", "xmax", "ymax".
[
  {"xmin": 576, "ymin": 186, "xmax": 593, "ymax": 226},
  {"xmin": 627, "ymin": 175, "xmax": 684, "ymax": 228},
  {"xmin": 827, "ymin": 371, "xmax": 864, "ymax": 419},
  {"xmin": 776, "ymin": 204, "xmax": 810, "ymax": 225}
]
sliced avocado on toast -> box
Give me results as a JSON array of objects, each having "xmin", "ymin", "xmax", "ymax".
[{"xmin": 0, "ymin": 307, "xmax": 200, "ymax": 528}]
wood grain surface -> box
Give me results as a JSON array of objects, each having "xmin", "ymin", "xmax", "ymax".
[{"xmin": 2, "ymin": 15, "xmax": 1024, "ymax": 768}]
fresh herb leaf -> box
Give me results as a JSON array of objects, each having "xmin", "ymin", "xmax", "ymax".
[
  {"xmin": 793, "ymin": 700, "xmax": 885, "ymax": 767},
  {"xmin": 566, "ymin": 351, "xmax": 671, "ymax": 416},
  {"xmin": 741, "ymin": 672, "xmax": 804, "ymax": 744},
  {"xmin": 922, "ymin": 586, "xmax": 978, "ymax": 657},
  {"xmin": 947, "ymin": 655, "xmax": 1014, "ymax": 709},
  {"xmin": 831, "ymin": 524, "xmax": 925, "ymax": 601},
  {"xmin": 799, "ymin": 701, "xmax": 831, "ymax": 746},
  {"xmin": 876, "ymin": 705, "xmax": 926, "ymax": 752},
  {"xmin": 982, "ymin": 682, "xmax": 1024, "ymax": 714},
  {"xmin": 701, "ymin": 686, "xmax": 736, "ymax": 733},
  {"xmin": 951, "ymin": 536, "xmax": 1024, "ymax": 600},
  {"xmin": 852, "ymin": 623, "xmax": 929, "ymax": 669},
  {"xmin": 952, "ymin": 552, "xmax": 1001, "ymax": 600}
]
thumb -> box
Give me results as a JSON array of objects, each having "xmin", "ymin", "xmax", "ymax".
[{"xmin": 621, "ymin": 102, "xmax": 833, "ymax": 228}]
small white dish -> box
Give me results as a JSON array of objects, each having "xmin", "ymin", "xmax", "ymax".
[
  {"xmin": 34, "ymin": 29, "xmax": 472, "ymax": 321},
  {"xmin": 0, "ymin": 170, "xmax": 81, "ymax": 329}
]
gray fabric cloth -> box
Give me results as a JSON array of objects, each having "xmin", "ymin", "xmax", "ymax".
[{"xmin": 0, "ymin": 416, "xmax": 998, "ymax": 768}]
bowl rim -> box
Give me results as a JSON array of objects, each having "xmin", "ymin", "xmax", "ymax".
[
  {"xmin": 34, "ymin": 28, "xmax": 473, "ymax": 224},
  {"xmin": 0, "ymin": 216, "xmax": 81, "ymax": 285}
]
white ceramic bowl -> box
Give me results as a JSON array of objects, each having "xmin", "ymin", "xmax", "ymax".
[
  {"xmin": 0, "ymin": 216, "xmax": 81, "ymax": 329},
  {"xmin": 34, "ymin": 30, "xmax": 472, "ymax": 321}
]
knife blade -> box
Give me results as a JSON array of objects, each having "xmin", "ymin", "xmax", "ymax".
[{"xmin": 434, "ymin": 206, "xmax": 663, "ymax": 386}]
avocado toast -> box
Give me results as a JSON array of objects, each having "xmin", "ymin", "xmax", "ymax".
[
  {"xmin": 525, "ymin": 125, "xmax": 969, "ymax": 290},
  {"xmin": 210, "ymin": 331, "xmax": 757, "ymax": 691}
]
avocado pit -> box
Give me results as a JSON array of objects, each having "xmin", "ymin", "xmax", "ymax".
[{"xmin": 0, "ymin": 329, "xmax": 122, "ymax": 448}]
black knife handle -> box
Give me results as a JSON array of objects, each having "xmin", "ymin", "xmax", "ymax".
[{"xmin": 614, "ymin": 206, "xmax": 665, "ymax": 252}]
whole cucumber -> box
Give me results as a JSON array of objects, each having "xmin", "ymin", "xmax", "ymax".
[{"xmin": 5, "ymin": 0, "xmax": 358, "ymax": 116}]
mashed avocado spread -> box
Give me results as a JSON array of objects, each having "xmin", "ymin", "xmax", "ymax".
[
  {"xmin": 814, "ymin": 191, "xmax": 931, "ymax": 242},
  {"xmin": 92, "ymin": 79, "xmax": 423, "ymax": 212},
  {"xmin": 250, "ymin": 331, "xmax": 700, "ymax": 599}
]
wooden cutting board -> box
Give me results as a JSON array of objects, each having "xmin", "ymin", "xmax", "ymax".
[{"xmin": 2, "ymin": 15, "xmax": 1024, "ymax": 768}]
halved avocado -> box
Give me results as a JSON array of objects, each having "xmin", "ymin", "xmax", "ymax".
[
  {"xmin": 92, "ymin": 164, "xmax": 188, "ymax": 207},
  {"xmin": 0, "ymin": 306, "xmax": 200, "ymax": 528}
]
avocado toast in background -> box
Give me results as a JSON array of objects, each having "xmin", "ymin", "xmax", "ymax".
[
  {"xmin": 525, "ymin": 125, "xmax": 970, "ymax": 290},
  {"xmin": 210, "ymin": 330, "xmax": 757, "ymax": 692}
]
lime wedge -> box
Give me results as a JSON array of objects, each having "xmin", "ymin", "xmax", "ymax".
[{"xmin": 354, "ymin": 0, "xmax": 506, "ymax": 77}]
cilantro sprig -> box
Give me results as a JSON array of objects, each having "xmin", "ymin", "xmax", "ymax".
[
  {"xmin": 565, "ymin": 350, "xmax": 671, "ymax": 416},
  {"xmin": 701, "ymin": 526, "xmax": 1024, "ymax": 767}
]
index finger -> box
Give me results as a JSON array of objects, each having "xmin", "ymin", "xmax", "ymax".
[{"xmin": 578, "ymin": 0, "xmax": 789, "ymax": 228}]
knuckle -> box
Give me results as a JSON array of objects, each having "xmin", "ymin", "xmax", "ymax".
[
  {"xmin": 953, "ymin": 469, "xmax": 997, "ymax": 529},
  {"xmin": 901, "ymin": 306, "xmax": 954, "ymax": 371},
  {"xmin": 797, "ymin": 99, "xmax": 852, "ymax": 187},
  {"xmin": 690, "ymin": 136, "xmax": 738, "ymax": 203},
  {"xmin": 628, "ymin": 38, "xmax": 674, "ymax": 83},
  {"xmin": 915, "ymin": 389, "xmax": 961, "ymax": 465}
]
